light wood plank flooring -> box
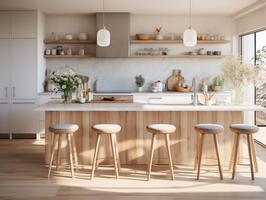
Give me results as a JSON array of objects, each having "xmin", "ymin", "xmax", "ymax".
[{"xmin": 0, "ymin": 139, "xmax": 266, "ymax": 200}]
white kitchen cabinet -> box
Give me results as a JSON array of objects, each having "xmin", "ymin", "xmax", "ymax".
[
  {"xmin": 0, "ymin": 12, "xmax": 10, "ymax": 38},
  {"xmin": 0, "ymin": 39, "xmax": 10, "ymax": 99},
  {"xmin": 11, "ymin": 101, "xmax": 37, "ymax": 133},
  {"xmin": 10, "ymin": 39, "xmax": 36, "ymax": 99},
  {"xmin": 11, "ymin": 11, "xmax": 36, "ymax": 38},
  {"xmin": 0, "ymin": 101, "xmax": 10, "ymax": 134}
]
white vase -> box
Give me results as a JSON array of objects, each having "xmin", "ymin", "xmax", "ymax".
[
  {"xmin": 138, "ymin": 87, "xmax": 143, "ymax": 92},
  {"xmin": 155, "ymin": 34, "xmax": 163, "ymax": 40},
  {"xmin": 232, "ymin": 86, "xmax": 245, "ymax": 105}
]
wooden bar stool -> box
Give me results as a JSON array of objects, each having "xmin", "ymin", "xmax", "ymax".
[
  {"xmin": 146, "ymin": 124, "xmax": 176, "ymax": 181},
  {"xmin": 48, "ymin": 124, "xmax": 79, "ymax": 179},
  {"xmin": 91, "ymin": 124, "xmax": 121, "ymax": 179},
  {"xmin": 194, "ymin": 124, "xmax": 223, "ymax": 180},
  {"xmin": 230, "ymin": 124, "xmax": 259, "ymax": 180}
]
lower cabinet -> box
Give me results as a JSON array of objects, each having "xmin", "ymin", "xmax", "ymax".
[
  {"xmin": 0, "ymin": 101, "xmax": 10, "ymax": 134},
  {"xmin": 0, "ymin": 100, "xmax": 38, "ymax": 138},
  {"xmin": 11, "ymin": 101, "xmax": 37, "ymax": 134}
]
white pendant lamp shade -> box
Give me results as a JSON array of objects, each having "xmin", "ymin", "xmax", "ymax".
[
  {"xmin": 183, "ymin": 0, "xmax": 197, "ymax": 47},
  {"xmin": 183, "ymin": 28, "xmax": 197, "ymax": 47},
  {"xmin": 97, "ymin": 26, "xmax": 110, "ymax": 47}
]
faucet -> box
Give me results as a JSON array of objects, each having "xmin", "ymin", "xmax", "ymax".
[{"xmin": 192, "ymin": 77, "xmax": 198, "ymax": 105}]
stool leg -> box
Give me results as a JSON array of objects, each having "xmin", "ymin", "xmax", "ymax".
[
  {"xmin": 91, "ymin": 134, "xmax": 101, "ymax": 179},
  {"xmin": 71, "ymin": 133, "xmax": 79, "ymax": 170},
  {"xmin": 213, "ymin": 134, "xmax": 223, "ymax": 180},
  {"xmin": 229, "ymin": 133, "xmax": 236, "ymax": 171},
  {"xmin": 147, "ymin": 134, "xmax": 156, "ymax": 181},
  {"xmin": 196, "ymin": 133, "xmax": 204, "ymax": 180},
  {"xmin": 247, "ymin": 134, "xmax": 255, "ymax": 180},
  {"xmin": 165, "ymin": 134, "xmax": 175, "ymax": 180},
  {"xmin": 250, "ymin": 135, "xmax": 258, "ymax": 173},
  {"xmin": 67, "ymin": 134, "xmax": 74, "ymax": 179},
  {"xmin": 194, "ymin": 134, "xmax": 200, "ymax": 170},
  {"xmin": 56, "ymin": 134, "xmax": 62, "ymax": 170},
  {"xmin": 232, "ymin": 133, "xmax": 240, "ymax": 180},
  {"xmin": 110, "ymin": 134, "xmax": 119, "ymax": 179},
  {"xmin": 113, "ymin": 134, "xmax": 121, "ymax": 172},
  {"xmin": 48, "ymin": 134, "xmax": 58, "ymax": 178}
]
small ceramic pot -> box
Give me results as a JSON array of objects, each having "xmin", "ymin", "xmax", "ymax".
[
  {"xmin": 155, "ymin": 34, "xmax": 163, "ymax": 40},
  {"xmin": 78, "ymin": 33, "xmax": 88, "ymax": 40},
  {"xmin": 138, "ymin": 87, "xmax": 143, "ymax": 92},
  {"xmin": 65, "ymin": 34, "xmax": 73, "ymax": 40}
]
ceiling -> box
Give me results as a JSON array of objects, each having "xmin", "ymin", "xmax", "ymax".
[{"xmin": 0, "ymin": 0, "xmax": 260, "ymax": 15}]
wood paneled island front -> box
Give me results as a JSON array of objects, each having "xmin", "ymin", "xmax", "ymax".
[{"xmin": 37, "ymin": 102, "xmax": 265, "ymax": 166}]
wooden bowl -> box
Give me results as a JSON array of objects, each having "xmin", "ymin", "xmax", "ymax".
[
  {"xmin": 136, "ymin": 34, "xmax": 152, "ymax": 40},
  {"xmin": 176, "ymin": 85, "xmax": 192, "ymax": 92}
]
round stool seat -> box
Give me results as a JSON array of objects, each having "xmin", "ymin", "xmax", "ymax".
[
  {"xmin": 147, "ymin": 124, "xmax": 176, "ymax": 134},
  {"xmin": 195, "ymin": 124, "xmax": 223, "ymax": 134},
  {"xmin": 49, "ymin": 124, "xmax": 79, "ymax": 134},
  {"xmin": 230, "ymin": 124, "xmax": 259, "ymax": 134},
  {"xmin": 93, "ymin": 124, "xmax": 121, "ymax": 134}
]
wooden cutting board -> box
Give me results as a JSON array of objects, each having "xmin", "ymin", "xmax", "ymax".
[
  {"xmin": 90, "ymin": 95, "xmax": 133, "ymax": 103},
  {"xmin": 167, "ymin": 70, "xmax": 179, "ymax": 91}
]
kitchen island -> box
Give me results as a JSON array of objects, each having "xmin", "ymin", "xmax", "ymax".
[{"xmin": 37, "ymin": 101, "xmax": 265, "ymax": 166}]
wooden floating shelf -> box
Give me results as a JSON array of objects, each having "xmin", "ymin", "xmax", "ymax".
[
  {"xmin": 130, "ymin": 39, "xmax": 230, "ymax": 44},
  {"xmin": 44, "ymin": 55, "xmax": 95, "ymax": 59},
  {"xmin": 129, "ymin": 55, "xmax": 225, "ymax": 59},
  {"xmin": 44, "ymin": 40, "xmax": 96, "ymax": 44}
]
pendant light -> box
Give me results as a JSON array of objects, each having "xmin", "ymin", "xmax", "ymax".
[
  {"xmin": 183, "ymin": 0, "xmax": 197, "ymax": 47},
  {"xmin": 97, "ymin": 0, "xmax": 110, "ymax": 47}
]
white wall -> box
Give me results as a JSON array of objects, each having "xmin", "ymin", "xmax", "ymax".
[{"xmin": 45, "ymin": 14, "xmax": 235, "ymax": 92}]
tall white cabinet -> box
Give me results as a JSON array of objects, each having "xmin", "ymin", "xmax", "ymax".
[{"xmin": 0, "ymin": 11, "xmax": 38, "ymax": 139}]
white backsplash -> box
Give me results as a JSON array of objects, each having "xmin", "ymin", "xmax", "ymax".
[{"xmin": 46, "ymin": 58, "xmax": 223, "ymax": 92}]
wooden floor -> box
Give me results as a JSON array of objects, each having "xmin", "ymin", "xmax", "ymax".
[{"xmin": 0, "ymin": 139, "xmax": 266, "ymax": 200}]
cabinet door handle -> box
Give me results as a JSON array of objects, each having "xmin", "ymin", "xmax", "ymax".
[
  {"xmin": 12, "ymin": 87, "xmax": 15, "ymax": 97},
  {"xmin": 5, "ymin": 87, "xmax": 8, "ymax": 97}
]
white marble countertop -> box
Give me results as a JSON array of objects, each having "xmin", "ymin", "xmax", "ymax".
[{"xmin": 35, "ymin": 100, "xmax": 266, "ymax": 112}]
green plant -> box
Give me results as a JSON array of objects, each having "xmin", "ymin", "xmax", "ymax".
[
  {"xmin": 212, "ymin": 76, "xmax": 224, "ymax": 87},
  {"xmin": 135, "ymin": 75, "xmax": 145, "ymax": 87}
]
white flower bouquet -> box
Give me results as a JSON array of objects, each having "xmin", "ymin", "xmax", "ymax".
[{"xmin": 49, "ymin": 66, "xmax": 80, "ymax": 103}]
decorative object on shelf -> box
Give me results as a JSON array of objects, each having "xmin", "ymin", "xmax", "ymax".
[
  {"xmin": 200, "ymin": 76, "xmax": 212, "ymax": 92},
  {"xmin": 213, "ymin": 51, "xmax": 221, "ymax": 55},
  {"xmin": 66, "ymin": 48, "xmax": 72, "ymax": 56},
  {"xmin": 221, "ymin": 56, "xmax": 264, "ymax": 105},
  {"xmin": 155, "ymin": 27, "xmax": 163, "ymax": 40},
  {"xmin": 167, "ymin": 69, "xmax": 181, "ymax": 91},
  {"xmin": 65, "ymin": 33, "xmax": 73, "ymax": 40},
  {"xmin": 183, "ymin": 0, "xmax": 197, "ymax": 46},
  {"xmin": 202, "ymin": 91, "xmax": 215, "ymax": 105},
  {"xmin": 135, "ymin": 75, "xmax": 145, "ymax": 92},
  {"xmin": 78, "ymin": 33, "xmax": 88, "ymax": 40},
  {"xmin": 198, "ymin": 48, "xmax": 206, "ymax": 55},
  {"xmin": 151, "ymin": 80, "xmax": 164, "ymax": 92},
  {"xmin": 51, "ymin": 49, "xmax": 57, "ymax": 55},
  {"xmin": 49, "ymin": 66, "xmax": 80, "ymax": 103},
  {"xmin": 79, "ymin": 48, "xmax": 85, "ymax": 56},
  {"xmin": 136, "ymin": 33, "xmax": 152, "ymax": 40},
  {"xmin": 47, "ymin": 32, "xmax": 58, "ymax": 41},
  {"xmin": 97, "ymin": 0, "xmax": 110, "ymax": 47},
  {"xmin": 56, "ymin": 45, "xmax": 63, "ymax": 55},
  {"xmin": 45, "ymin": 49, "xmax": 51, "ymax": 55},
  {"xmin": 212, "ymin": 76, "xmax": 224, "ymax": 91}
]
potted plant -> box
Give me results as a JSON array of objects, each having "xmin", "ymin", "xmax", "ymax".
[
  {"xmin": 211, "ymin": 76, "xmax": 224, "ymax": 91},
  {"xmin": 49, "ymin": 66, "xmax": 80, "ymax": 103},
  {"xmin": 135, "ymin": 75, "xmax": 145, "ymax": 92},
  {"xmin": 221, "ymin": 56, "xmax": 263, "ymax": 104},
  {"xmin": 155, "ymin": 27, "xmax": 163, "ymax": 40}
]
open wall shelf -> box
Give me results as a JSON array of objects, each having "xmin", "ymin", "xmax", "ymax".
[
  {"xmin": 130, "ymin": 39, "xmax": 230, "ymax": 44},
  {"xmin": 44, "ymin": 55, "xmax": 95, "ymax": 59},
  {"xmin": 44, "ymin": 40, "xmax": 96, "ymax": 45},
  {"xmin": 129, "ymin": 55, "xmax": 225, "ymax": 59}
]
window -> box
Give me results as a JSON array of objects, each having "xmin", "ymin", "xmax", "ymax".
[{"xmin": 240, "ymin": 30, "xmax": 266, "ymax": 126}]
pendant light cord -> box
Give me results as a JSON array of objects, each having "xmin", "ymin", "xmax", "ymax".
[
  {"xmin": 102, "ymin": 0, "xmax": 105, "ymax": 28},
  {"xmin": 189, "ymin": 0, "xmax": 191, "ymax": 29}
]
